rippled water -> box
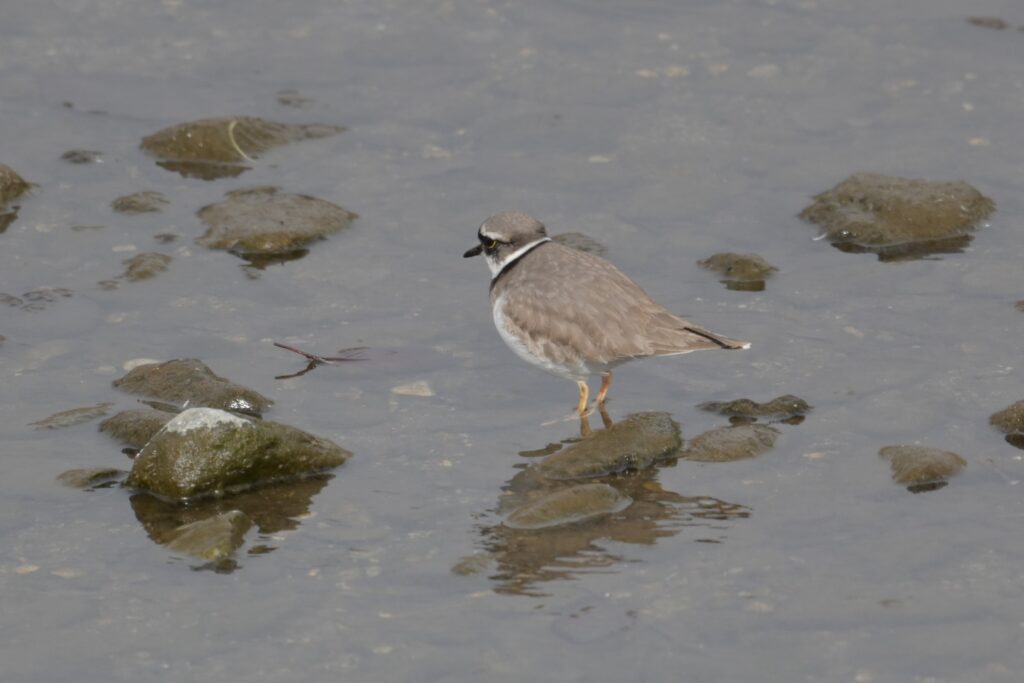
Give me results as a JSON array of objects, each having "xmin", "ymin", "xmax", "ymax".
[{"xmin": 3, "ymin": 1, "xmax": 1023, "ymax": 681}]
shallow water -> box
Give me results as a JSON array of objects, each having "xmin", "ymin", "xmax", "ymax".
[{"xmin": 3, "ymin": 1, "xmax": 1024, "ymax": 681}]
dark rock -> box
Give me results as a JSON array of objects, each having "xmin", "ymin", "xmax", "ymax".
[
  {"xmin": 879, "ymin": 445, "xmax": 967, "ymax": 490},
  {"xmin": 682, "ymin": 424, "xmax": 779, "ymax": 462},
  {"xmin": 504, "ymin": 483, "xmax": 632, "ymax": 530},
  {"xmin": 800, "ymin": 173, "xmax": 995, "ymax": 260},
  {"xmin": 698, "ymin": 252, "xmax": 777, "ymax": 291},
  {"xmin": 125, "ymin": 407, "xmax": 350, "ymax": 499},
  {"xmin": 111, "ymin": 191, "xmax": 169, "ymax": 214},
  {"xmin": 112, "ymin": 359, "xmax": 272, "ymax": 416},
  {"xmin": 120, "ymin": 252, "xmax": 171, "ymax": 281},
  {"xmin": 60, "ymin": 149, "xmax": 102, "ymax": 164},
  {"xmin": 537, "ymin": 412, "xmax": 681, "ymax": 480},
  {"xmin": 165, "ymin": 510, "xmax": 253, "ymax": 561},
  {"xmin": 57, "ymin": 468, "xmax": 125, "ymax": 489},
  {"xmin": 196, "ymin": 186, "xmax": 356, "ymax": 257},
  {"xmin": 1015, "ymin": 301, "xmax": 1024, "ymax": 313},
  {"xmin": 99, "ymin": 408, "xmax": 176, "ymax": 448},
  {"xmin": 30, "ymin": 402, "xmax": 113, "ymax": 430}
]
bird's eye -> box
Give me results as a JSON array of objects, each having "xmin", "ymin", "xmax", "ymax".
[{"xmin": 487, "ymin": 240, "xmax": 499, "ymax": 250}]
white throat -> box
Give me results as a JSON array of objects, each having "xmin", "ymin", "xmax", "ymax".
[{"xmin": 486, "ymin": 237, "xmax": 551, "ymax": 277}]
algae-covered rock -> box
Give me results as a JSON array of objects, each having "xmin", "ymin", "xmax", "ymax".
[
  {"xmin": 551, "ymin": 232, "xmax": 608, "ymax": 256},
  {"xmin": 140, "ymin": 116, "xmax": 344, "ymax": 180},
  {"xmin": 111, "ymin": 191, "xmax": 169, "ymax": 214},
  {"xmin": 990, "ymin": 401, "xmax": 1024, "ymax": 435},
  {"xmin": 800, "ymin": 173, "xmax": 995, "ymax": 260},
  {"xmin": 537, "ymin": 412, "xmax": 681, "ymax": 480},
  {"xmin": 30, "ymin": 402, "xmax": 113, "ymax": 430},
  {"xmin": 57, "ymin": 468, "xmax": 125, "ymax": 489},
  {"xmin": 0, "ymin": 163, "xmax": 31, "ymax": 206},
  {"xmin": 196, "ymin": 186, "xmax": 356, "ymax": 256},
  {"xmin": 99, "ymin": 408, "xmax": 176, "ymax": 448},
  {"xmin": 504, "ymin": 483, "xmax": 632, "ymax": 530},
  {"xmin": 61, "ymin": 149, "xmax": 102, "ymax": 164},
  {"xmin": 112, "ymin": 359, "xmax": 272, "ymax": 416},
  {"xmin": 120, "ymin": 252, "xmax": 171, "ymax": 281},
  {"xmin": 879, "ymin": 445, "xmax": 966, "ymax": 491},
  {"xmin": 165, "ymin": 510, "xmax": 252, "ymax": 561},
  {"xmin": 125, "ymin": 407, "xmax": 350, "ymax": 499},
  {"xmin": 698, "ymin": 395, "xmax": 811, "ymax": 421},
  {"xmin": 682, "ymin": 424, "xmax": 779, "ymax": 462},
  {"xmin": 698, "ymin": 252, "xmax": 777, "ymax": 291}
]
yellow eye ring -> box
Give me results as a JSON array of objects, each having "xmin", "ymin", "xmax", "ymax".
[{"xmin": 487, "ymin": 240, "xmax": 498, "ymax": 249}]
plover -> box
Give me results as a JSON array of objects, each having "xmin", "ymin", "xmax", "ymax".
[{"xmin": 464, "ymin": 211, "xmax": 749, "ymax": 416}]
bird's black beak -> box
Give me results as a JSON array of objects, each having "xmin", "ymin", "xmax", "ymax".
[{"xmin": 463, "ymin": 244, "xmax": 482, "ymax": 258}]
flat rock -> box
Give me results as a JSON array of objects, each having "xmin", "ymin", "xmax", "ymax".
[
  {"xmin": 196, "ymin": 186, "xmax": 357, "ymax": 256},
  {"xmin": 537, "ymin": 412, "xmax": 681, "ymax": 480},
  {"xmin": 125, "ymin": 407, "xmax": 350, "ymax": 499},
  {"xmin": 800, "ymin": 173, "xmax": 995, "ymax": 260},
  {"xmin": 698, "ymin": 394, "xmax": 811, "ymax": 420},
  {"xmin": 879, "ymin": 445, "xmax": 967, "ymax": 490},
  {"xmin": 57, "ymin": 468, "xmax": 126, "ymax": 489},
  {"xmin": 30, "ymin": 402, "xmax": 113, "ymax": 430},
  {"xmin": 111, "ymin": 191, "xmax": 169, "ymax": 214},
  {"xmin": 504, "ymin": 483, "xmax": 632, "ymax": 530},
  {"xmin": 165, "ymin": 510, "xmax": 252, "ymax": 561},
  {"xmin": 99, "ymin": 408, "xmax": 176, "ymax": 448},
  {"xmin": 120, "ymin": 252, "xmax": 171, "ymax": 281},
  {"xmin": 682, "ymin": 424, "xmax": 779, "ymax": 462},
  {"xmin": 112, "ymin": 359, "xmax": 272, "ymax": 416}
]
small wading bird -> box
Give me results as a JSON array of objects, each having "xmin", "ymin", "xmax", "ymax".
[{"xmin": 464, "ymin": 211, "xmax": 749, "ymax": 418}]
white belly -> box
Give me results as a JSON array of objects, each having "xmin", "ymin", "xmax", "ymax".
[{"xmin": 492, "ymin": 293, "xmax": 591, "ymax": 381}]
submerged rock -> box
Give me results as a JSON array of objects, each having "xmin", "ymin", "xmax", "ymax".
[
  {"xmin": 120, "ymin": 252, "xmax": 171, "ymax": 281},
  {"xmin": 698, "ymin": 252, "xmax": 777, "ymax": 291},
  {"xmin": 111, "ymin": 191, "xmax": 169, "ymax": 214},
  {"xmin": 682, "ymin": 424, "xmax": 779, "ymax": 462},
  {"xmin": 99, "ymin": 408, "xmax": 177, "ymax": 448},
  {"xmin": 551, "ymin": 232, "xmax": 608, "ymax": 256},
  {"xmin": 140, "ymin": 116, "xmax": 344, "ymax": 180},
  {"xmin": 504, "ymin": 483, "xmax": 632, "ymax": 530},
  {"xmin": 698, "ymin": 395, "xmax": 811, "ymax": 422},
  {"xmin": 990, "ymin": 401, "xmax": 1024, "ymax": 435},
  {"xmin": 196, "ymin": 186, "xmax": 356, "ymax": 257},
  {"xmin": 60, "ymin": 149, "xmax": 102, "ymax": 164},
  {"xmin": 57, "ymin": 468, "xmax": 125, "ymax": 489},
  {"xmin": 967, "ymin": 17, "xmax": 1009, "ymax": 29},
  {"xmin": 112, "ymin": 359, "xmax": 272, "ymax": 416},
  {"xmin": 125, "ymin": 407, "xmax": 351, "ymax": 499},
  {"xmin": 165, "ymin": 510, "xmax": 253, "ymax": 561},
  {"xmin": 537, "ymin": 412, "xmax": 681, "ymax": 480},
  {"xmin": 30, "ymin": 402, "xmax": 113, "ymax": 430},
  {"xmin": 879, "ymin": 445, "xmax": 967, "ymax": 492},
  {"xmin": 800, "ymin": 173, "xmax": 995, "ymax": 260},
  {"xmin": 0, "ymin": 163, "xmax": 31, "ymax": 206}
]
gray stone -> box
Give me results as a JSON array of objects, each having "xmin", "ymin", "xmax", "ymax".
[
  {"xmin": 682, "ymin": 424, "xmax": 779, "ymax": 462},
  {"xmin": 504, "ymin": 483, "xmax": 632, "ymax": 530},
  {"xmin": 112, "ymin": 359, "xmax": 272, "ymax": 416}
]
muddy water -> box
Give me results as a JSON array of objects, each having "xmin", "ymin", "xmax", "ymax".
[{"xmin": 2, "ymin": 1, "xmax": 1024, "ymax": 681}]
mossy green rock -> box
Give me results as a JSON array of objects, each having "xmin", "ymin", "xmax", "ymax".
[
  {"xmin": 879, "ymin": 445, "xmax": 967, "ymax": 487},
  {"xmin": 30, "ymin": 402, "xmax": 113, "ymax": 430},
  {"xmin": 165, "ymin": 510, "xmax": 252, "ymax": 561},
  {"xmin": 504, "ymin": 483, "xmax": 632, "ymax": 530},
  {"xmin": 99, "ymin": 408, "xmax": 176, "ymax": 448},
  {"xmin": 990, "ymin": 401, "xmax": 1024, "ymax": 434},
  {"xmin": 111, "ymin": 191, "xmax": 169, "ymax": 214},
  {"xmin": 125, "ymin": 407, "xmax": 350, "ymax": 500},
  {"xmin": 57, "ymin": 468, "xmax": 126, "ymax": 489},
  {"xmin": 800, "ymin": 173, "xmax": 994, "ymax": 259},
  {"xmin": 682, "ymin": 424, "xmax": 779, "ymax": 462},
  {"xmin": 112, "ymin": 359, "xmax": 272, "ymax": 416},
  {"xmin": 698, "ymin": 252, "xmax": 777, "ymax": 282},
  {"xmin": 699, "ymin": 395, "xmax": 811, "ymax": 419},
  {"xmin": 141, "ymin": 116, "xmax": 344, "ymax": 163},
  {"xmin": 196, "ymin": 186, "xmax": 357, "ymax": 255},
  {"xmin": 537, "ymin": 412, "xmax": 681, "ymax": 480},
  {"xmin": 0, "ymin": 163, "xmax": 31, "ymax": 206},
  {"xmin": 121, "ymin": 252, "xmax": 172, "ymax": 281}
]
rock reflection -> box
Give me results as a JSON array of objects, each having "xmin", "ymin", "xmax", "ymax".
[
  {"xmin": 463, "ymin": 413, "xmax": 750, "ymax": 596},
  {"xmin": 129, "ymin": 474, "xmax": 332, "ymax": 572}
]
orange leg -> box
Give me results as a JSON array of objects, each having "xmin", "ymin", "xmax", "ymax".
[
  {"xmin": 575, "ymin": 380, "xmax": 589, "ymax": 415},
  {"xmin": 595, "ymin": 371, "xmax": 613, "ymax": 404}
]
